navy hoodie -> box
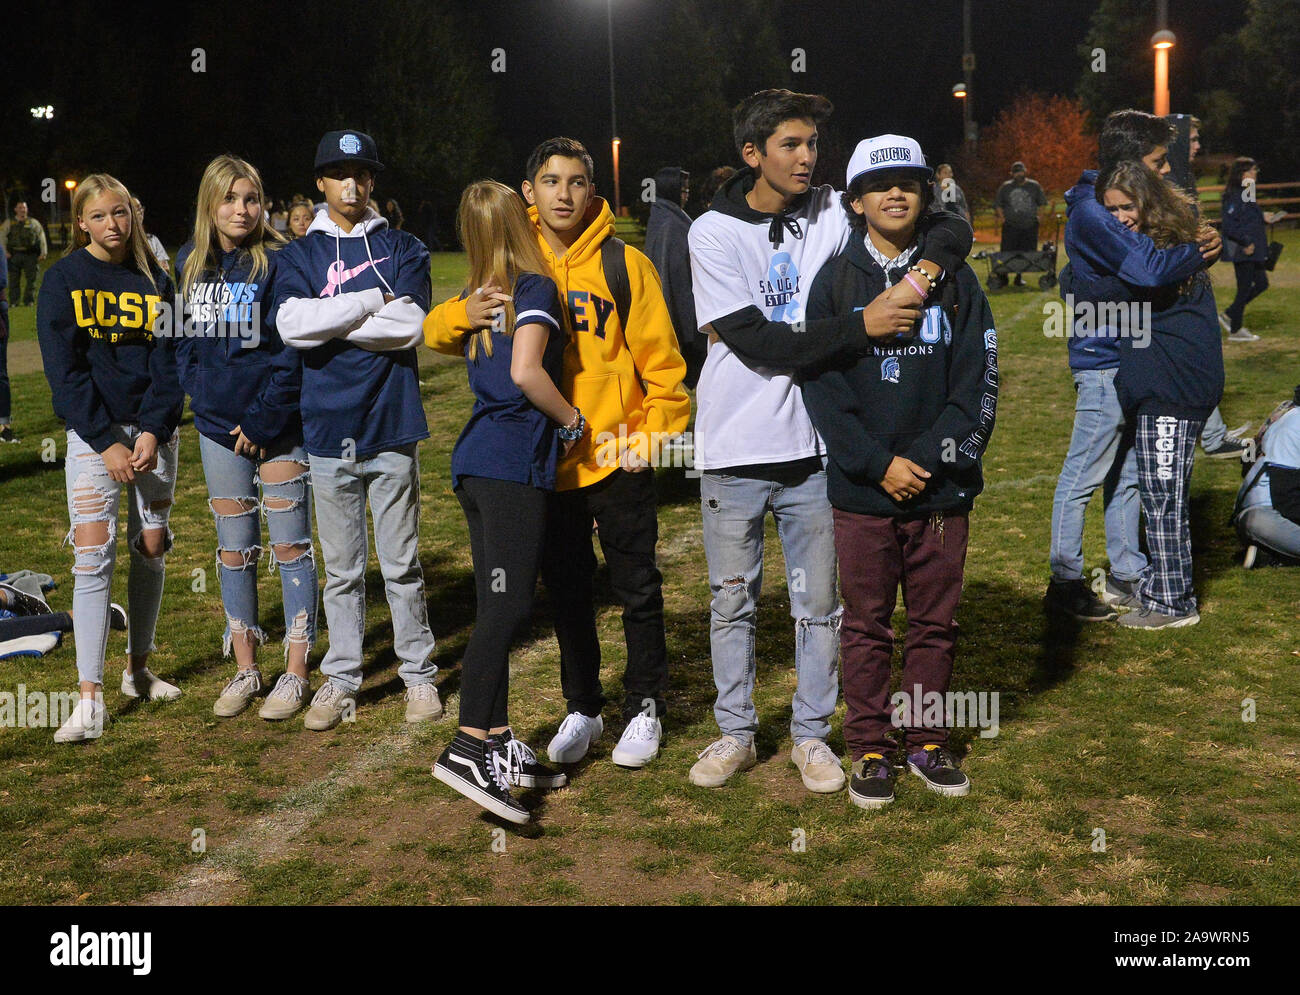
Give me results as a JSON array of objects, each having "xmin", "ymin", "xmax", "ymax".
[
  {"xmin": 802, "ymin": 235, "xmax": 998, "ymax": 517},
  {"xmin": 37, "ymin": 248, "xmax": 183, "ymax": 452},
  {"xmin": 268, "ymin": 208, "xmax": 430, "ymax": 460},
  {"xmin": 174, "ymin": 241, "xmax": 302, "ymax": 450},
  {"xmin": 644, "ymin": 167, "xmax": 702, "ymax": 387},
  {"xmin": 1062, "ymin": 170, "xmax": 1205, "ymax": 372},
  {"xmin": 1221, "ymin": 189, "xmax": 1268, "ymax": 262}
]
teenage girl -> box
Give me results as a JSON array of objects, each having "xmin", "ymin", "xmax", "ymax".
[
  {"xmin": 37, "ymin": 173, "xmax": 184, "ymax": 742},
  {"xmin": 176, "ymin": 154, "xmax": 317, "ymax": 720},
  {"xmin": 426, "ymin": 181, "xmax": 581, "ymax": 824}
]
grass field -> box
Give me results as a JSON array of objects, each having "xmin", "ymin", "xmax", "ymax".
[{"xmin": 1, "ymin": 236, "xmax": 1298, "ymax": 906}]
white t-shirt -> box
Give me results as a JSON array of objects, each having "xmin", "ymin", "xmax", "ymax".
[{"xmin": 688, "ymin": 184, "xmax": 850, "ymax": 469}]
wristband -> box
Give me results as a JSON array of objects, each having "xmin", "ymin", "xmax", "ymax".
[
  {"xmin": 908, "ymin": 264, "xmax": 938, "ymax": 286},
  {"xmin": 902, "ymin": 273, "xmax": 927, "ymax": 298},
  {"xmin": 558, "ymin": 408, "xmax": 586, "ymax": 442}
]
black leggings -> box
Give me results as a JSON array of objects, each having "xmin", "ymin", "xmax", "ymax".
[
  {"xmin": 455, "ymin": 475, "xmax": 547, "ymax": 730},
  {"xmin": 1226, "ymin": 261, "xmax": 1268, "ymax": 331}
]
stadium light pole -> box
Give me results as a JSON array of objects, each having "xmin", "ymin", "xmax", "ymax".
[
  {"xmin": 607, "ymin": 0, "xmax": 621, "ymax": 218},
  {"xmin": 960, "ymin": 0, "xmax": 977, "ymax": 151},
  {"xmin": 1152, "ymin": 0, "xmax": 1174, "ymax": 117}
]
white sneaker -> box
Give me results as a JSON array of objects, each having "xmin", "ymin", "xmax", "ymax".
[
  {"xmin": 121, "ymin": 667, "xmax": 182, "ymax": 700},
  {"xmin": 404, "ymin": 682, "xmax": 444, "ymax": 723},
  {"xmin": 54, "ymin": 697, "xmax": 107, "ymax": 743},
  {"xmin": 689, "ymin": 735, "xmax": 757, "ymax": 787},
  {"xmin": 259, "ymin": 672, "xmax": 309, "ymax": 720},
  {"xmin": 611, "ymin": 710, "xmax": 662, "ymax": 768},
  {"xmin": 1224, "ymin": 422, "xmax": 1252, "ymax": 440},
  {"xmin": 1227, "ymin": 328, "xmax": 1260, "ymax": 342},
  {"xmin": 546, "ymin": 712, "xmax": 604, "ymax": 764},
  {"xmin": 214, "ymin": 667, "xmax": 262, "ymax": 717},
  {"xmin": 791, "ymin": 739, "xmax": 847, "ymax": 793}
]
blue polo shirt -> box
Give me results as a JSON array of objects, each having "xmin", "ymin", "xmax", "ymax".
[{"xmin": 450, "ymin": 272, "xmax": 566, "ymax": 490}]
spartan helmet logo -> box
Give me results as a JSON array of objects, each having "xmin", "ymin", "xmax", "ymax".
[
  {"xmin": 881, "ymin": 356, "xmax": 901, "ymax": 383},
  {"xmin": 339, "ymin": 134, "xmax": 362, "ymax": 155}
]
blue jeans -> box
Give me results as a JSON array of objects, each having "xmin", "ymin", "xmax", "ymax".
[
  {"xmin": 64, "ymin": 425, "xmax": 178, "ymax": 684},
  {"xmin": 1200, "ymin": 407, "xmax": 1227, "ymax": 451},
  {"xmin": 198, "ymin": 433, "xmax": 318, "ymax": 660},
  {"xmin": 309, "ymin": 445, "xmax": 435, "ymax": 694},
  {"xmin": 1237, "ymin": 505, "xmax": 1300, "ymax": 559},
  {"xmin": 1050, "ymin": 368, "xmax": 1146, "ymax": 583},
  {"xmin": 700, "ymin": 466, "xmax": 842, "ymax": 746}
]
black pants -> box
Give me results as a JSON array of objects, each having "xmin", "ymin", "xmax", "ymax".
[
  {"xmin": 10, "ymin": 251, "xmax": 39, "ymax": 304},
  {"xmin": 542, "ymin": 468, "xmax": 667, "ymax": 722},
  {"xmin": 455, "ymin": 476, "xmax": 548, "ymax": 730},
  {"xmin": 0, "ymin": 611, "xmax": 73, "ymax": 640},
  {"xmin": 1225, "ymin": 261, "xmax": 1268, "ymax": 330},
  {"xmin": 1000, "ymin": 223, "xmax": 1039, "ymax": 253}
]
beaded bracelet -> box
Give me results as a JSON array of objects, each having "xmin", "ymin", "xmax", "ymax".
[{"xmin": 558, "ymin": 408, "xmax": 586, "ymax": 442}]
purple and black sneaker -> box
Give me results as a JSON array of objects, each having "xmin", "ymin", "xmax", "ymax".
[
  {"xmin": 907, "ymin": 745, "xmax": 970, "ymax": 797},
  {"xmin": 848, "ymin": 753, "xmax": 896, "ymax": 810}
]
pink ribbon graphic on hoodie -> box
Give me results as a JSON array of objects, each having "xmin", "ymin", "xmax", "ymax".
[{"xmin": 320, "ymin": 255, "xmax": 391, "ymax": 298}]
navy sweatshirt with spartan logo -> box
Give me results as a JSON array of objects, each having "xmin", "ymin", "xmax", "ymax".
[{"xmin": 37, "ymin": 248, "xmax": 183, "ymax": 452}]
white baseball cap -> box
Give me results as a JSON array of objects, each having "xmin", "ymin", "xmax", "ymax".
[{"xmin": 846, "ymin": 134, "xmax": 933, "ymax": 189}]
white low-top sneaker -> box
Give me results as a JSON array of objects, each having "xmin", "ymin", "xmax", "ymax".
[
  {"xmin": 54, "ymin": 697, "xmax": 107, "ymax": 743},
  {"xmin": 611, "ymin": 710, "xmax": 661, "ymax": 768},
  {"xmin": 259, "ymin": 673, "xmax": 309, "ymax": 720},
  {"xmin": 791, "ymin": 739, "xmax": 847, "ymax": 793},
  {"xmin": 546, "ymin": 712, "xmax": 604, "ymax": 764},
  {"xmin": 214, "ymin": 667, "xmax": 262, "ymax": 717},
  {"xmin": 404, "ymin": 682, "xmax": 444, "ymax": 723},
  {"xmin": 121, "ymin": 667, "xmax": 182, "ymax": 701}
]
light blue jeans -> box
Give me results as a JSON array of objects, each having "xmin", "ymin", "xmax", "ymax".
[
  {"xmin": 198, "ymin": 433, "xmax": 317, "ymax": 660},
  {"xmin": 700, "ymin": 466, "xmax": 842, "ymax": 746},
  {"xmin": 1237, "ymin": 505, "xmax": 1300, "ymax": 559},
  {"xmin": 64, "ymin": 425, "xmax": 178, "ymax": 684},
  {"xmin": 308, "ymin": 444, "xmax": 435, "ymax": 694},
  {"xmin": 1200, "ymin": 407, "xmax": 1228, "ymax": 452},
  {"xmin": 1050, "ymin": 368, "xmax": 1146, "ymax": 583}
]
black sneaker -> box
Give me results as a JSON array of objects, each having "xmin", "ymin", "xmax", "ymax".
[
  {"xmin": 1101, "ymin": 575, "xmax": 1140, "ymax": 609},
  {"xmin": 906, "ymin": 745, "xmax": 971, "ymax": 797},
  {"xmin": 1044, "ymin": 579, "xmax": 1117, "ymax": 622},
  {"xmin": 0, "ymin": 581, "xmax": 51, "ymax": 616},
  {"xmin": 0, "ymin": 426, "xmax": 16, "ymax": 444},
  {"xmin": 433, "ymin": 732, "xmax": 529, "ymax": 824},
  {"xmin": 848, "ymin": 753, "xmax": 897, "ymax": 809},
  {"xmin": 1203, "ymin": 437, "xmax": 1249, "ymax": 460},
  {"xmin": 488, "ymin": 728, "xmax": 567, "ymax": 789},
  {"xmin": 109, "ymin": 602, "xmax": 128, "ymax": 631}
]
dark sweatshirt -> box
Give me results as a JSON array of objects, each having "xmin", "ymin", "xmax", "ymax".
[
  {"xmin": 644, "ymin": 167, "xmax": 703, "ymax": 387},
  {"xmin": 37, "ymin": 248, "xmax": 183, "ymax": 452},
  {"xmin": 173, "ymin": 241, "xmax": 303, "ymax": 450},
  {"xmin": 801, "ymin": 234, "xmax": 998, "ymax": 517},
  {"xmin": 1221, "ymin": 189, "xmax": 1268, "ymax": 262},
  {"xmin": 704, "ymin": 166, "xmax": 974, "ymax": 371}
]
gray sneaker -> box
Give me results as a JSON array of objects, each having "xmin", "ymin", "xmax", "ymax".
[
  {"xmin": 1101, "ymin": 575, "xmax": 1141, "ymax": 609},
  {"xmin": 1227, "ymin": 328, "xmax": 1260, "ymax": 342},
  {"xmin": 214, "ymin": 667, "xmax": 263, "ymax": 717},
  {"xmin": 304, "ymin": 681, "xmax": 354, "ymax": 731},
  {"xmin": 260, "ymin": 672, "xmax": 309, "ymax": 720},
  {"xmin": 404, "ymin": 682, "xmax": 443, "ymax": 723},
  {"xmin": 1118, "ymin": 607, "xmax": 1200, "ymax": 630}
]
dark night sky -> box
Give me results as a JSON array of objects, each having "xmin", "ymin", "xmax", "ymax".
[{"xmin": 4, "ymin": 0, "xmax": 1250, "ymax": 244}]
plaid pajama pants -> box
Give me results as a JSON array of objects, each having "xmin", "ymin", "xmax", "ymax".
[{"xmin": 1134, "ymin": 413, "xmax": 1203, "ymax": 615}]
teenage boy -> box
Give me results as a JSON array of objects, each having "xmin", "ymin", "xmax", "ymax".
[
  {"xmin": 685, "ymin": 91, "xmax": 974, "ymax": 793},
  {"xmin": 270, "ymin": 130, "xmax": 441, "ymax": 731},
  {"xmin": 1046, "ymin": 109, "xmax": 1222, "ymax": 621},
  {"xmin": 801, "ymin": 135, "xmax": 997, "ymax": 808},
  {"xmin": 425, "ymin": 138, "xmax": 689, "ymax": 768}
]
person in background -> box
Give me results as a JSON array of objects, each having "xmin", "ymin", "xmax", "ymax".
[
  {"xmin": 933, "ymin": 163, "xmax": 971, "ymax": 227},
  {"xmin": 1234, "ymin": 391, "xmax": 1300, "ymax": 567},
  {"xmin": 0, "ymin": 248, "xmax": 11, "ymax": 443},
  {"xmin": 1220, "ymin": 156, "xmax": 1284, "ymax": 342},
  {"xmin": 270, "ymin": 199, "xmax": 290, "ymax": 235},
  {"xmin": 645, "ymin": 166, "xmax": 703, "ymax": 388},
  {"xmin": 994, "ymin": 161, "xmax": 1047, "ymax": 285},
  {"xmin": 2, "ymin": 201, "xmax": 49, "ymax": 306},
  {"xmin": 384, "ymin": 198, "xmax": 404, "ymax": 231},
  {"xmin": 287, "ymin": 202, "xmax": 313, "ymax": 240},
  {"xmin": 131, "ymin": 198, "xmax": 169, "ymax": 272},
  {"xmin": 696, "ymin": 166, "xmax": 736, "ymax": 216}
]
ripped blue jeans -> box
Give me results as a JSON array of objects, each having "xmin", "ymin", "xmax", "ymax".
[
  {"xmin": 700, "ymin": 465, "xmax": 842, "ymax": 745},
  {"xmin": 64, "ymin": 425, "xmax": 178, "ymax": 685},
  {"xmin": 198, "ymin": 432, "xmax": 317, "ymax": 662}
]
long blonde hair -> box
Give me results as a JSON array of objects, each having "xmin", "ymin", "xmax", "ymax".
[
  {"xmin": 456, "ymin": 180, "xmax": 556, "ymax": 361},
  {"xmin": 180, "ymin": 154, "xmax": 285, "ymax": 298},
  {"xmin": 68, "ymin": 174, "xmax": 159, "ymax": 295}
]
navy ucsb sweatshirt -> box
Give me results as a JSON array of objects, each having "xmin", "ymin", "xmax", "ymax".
[
  {"xmin": 268, "ymin": 208, "xmax": 430, "ymax": 460},
  {"xmin": 174, "ymin": 241, "xmax": 302, "ymax": 450},
  {"xmin": 37, "ymin": 248, "xmax": 183, "ymax": 452},
  {"xmin": 802, "ymin": 235, "xmax": 998, "ymax": 517}
]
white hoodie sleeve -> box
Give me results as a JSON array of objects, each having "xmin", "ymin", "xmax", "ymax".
[
  {"xmin": 341, "ymin": 295, "xmax": 428, "ymax": 351},
  {"xmin": 277, "ymin": 288, "xmax": 386, "ymax": 349}
]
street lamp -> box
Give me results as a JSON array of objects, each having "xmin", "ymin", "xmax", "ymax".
[
  {"xmin": 1151, "ymin": 30, "xmax": 1175, "ymax": 116},
  {"xmin": 952, "ymin": 82, "xmax": 967, "ymax": 99},
  {"xmin": 64, "ymin": 179, "xmax": 77, "ymax": 247},
  {"xmin": 606, "ymin": 0, "xmax": 621, "ymax": 217}
]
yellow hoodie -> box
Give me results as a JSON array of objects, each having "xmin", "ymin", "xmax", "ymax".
[{"xmin": 424, "ymin": 196, "xmax": 690, "ymax": 490}]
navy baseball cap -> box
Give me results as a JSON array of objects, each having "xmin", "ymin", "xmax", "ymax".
[{"xmin": 314, "ymin": 130, "xmax": 384, "ymax": 175}]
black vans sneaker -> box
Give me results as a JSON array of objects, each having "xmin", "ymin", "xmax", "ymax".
[
  {"xmin": 433, "ymin": 732, "xmax": 529, "ymax": 824},
  {"xmin": 906, "ymin": 745, "xmax": 971, "ymax": 797},
  {"xmin": 848, "ymin": 753, "xmax": 897, "ymax": 810},
  {"xmin": 488, "ymin": 728, "xmax": 567, "ymax": 789},
  {"xmin": 1044, "ymin": 579, "xmax": 1117, "ymax": 622}
]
